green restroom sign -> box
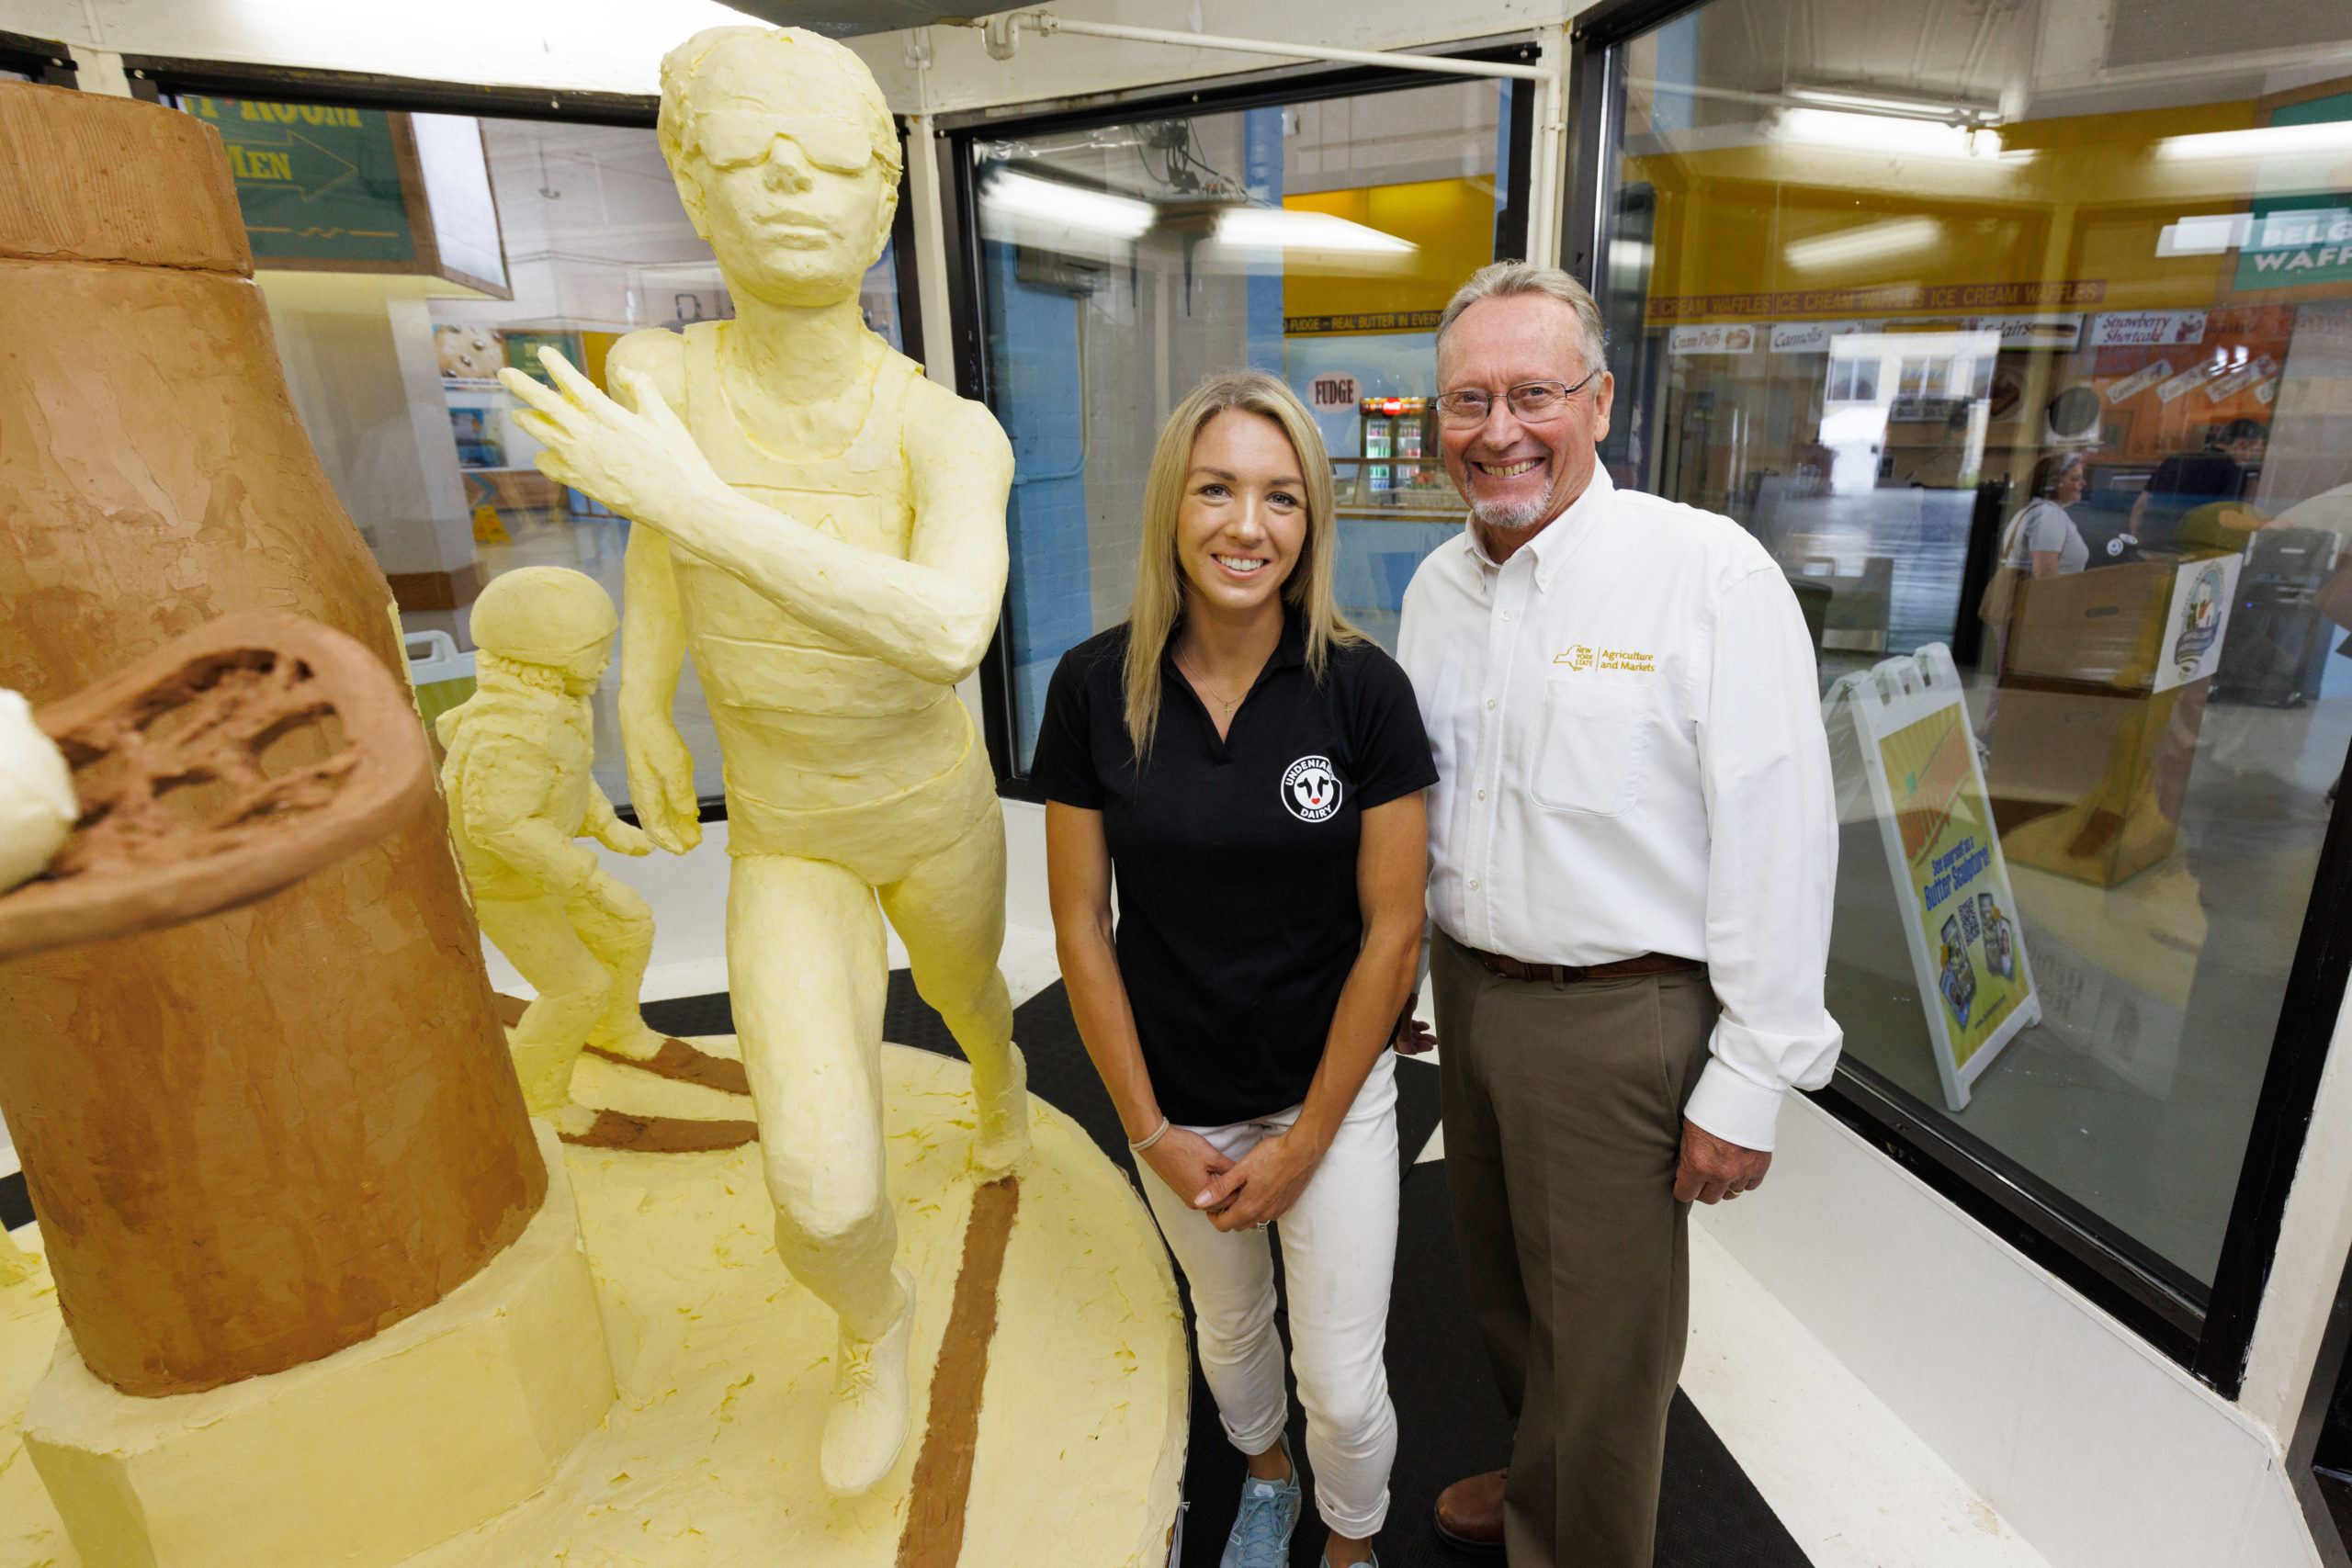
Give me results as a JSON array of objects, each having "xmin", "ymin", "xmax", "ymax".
[
  {"xmin": 2233, "ymin": 91, "xmax": 2352, "ymax": 292},
  {"xmin": 183, "ymin": 96, "xmax": 418, "ymax": 265}
]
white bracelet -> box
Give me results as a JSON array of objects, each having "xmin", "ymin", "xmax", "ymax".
[{"xmin": 1127, "ymin": 1116, "xmax": 1171, "ymax": 1154}]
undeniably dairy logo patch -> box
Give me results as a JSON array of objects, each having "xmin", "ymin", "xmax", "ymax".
[{"xmin": 1283, "ymin": 755, "xmax": 1342, "ymax": 822}]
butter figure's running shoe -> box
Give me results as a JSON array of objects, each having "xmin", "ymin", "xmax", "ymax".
[{"xmin": 820, "ymin": 1265, "xmax": 917, "ymax": 1496}]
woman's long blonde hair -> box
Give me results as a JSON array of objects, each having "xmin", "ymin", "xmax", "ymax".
[{"xmin": 1123, "ymin": 372, "xmax": 1361, "ymax": 759}]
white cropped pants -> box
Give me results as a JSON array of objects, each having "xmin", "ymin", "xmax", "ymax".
[{"xmin": 1139, "ymin": 1050, "xmax": 1400, "ymax": 1540}]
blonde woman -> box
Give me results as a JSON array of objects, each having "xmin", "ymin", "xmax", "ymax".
[{"xmin": 1032, "ymin": 373, "xmax": 1431, "ymax": 1568}]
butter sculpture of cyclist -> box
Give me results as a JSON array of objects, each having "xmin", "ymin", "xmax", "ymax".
[
  {"xmin": 436, "ymin": 567, "xmax": 695, "ymax": 1139},
  {"xmin": 498, "ymin": 26, "xmax": 1032, "ymax": 1497}
]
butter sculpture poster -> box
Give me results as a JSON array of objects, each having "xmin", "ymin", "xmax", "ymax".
[{"xmin": 1834, "ymin": 644, "xmax": 2040, "ymax": 1111}]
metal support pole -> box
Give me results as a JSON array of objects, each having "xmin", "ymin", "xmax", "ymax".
[
  {"xmin": 1526, "ymin": 42, "xmax": 1568, "ymax": 270},
  {"xmin": 972, "ymin": 9, "xmax": 1555, "ymax": 82},
  {"xmin": 903, "ymin": 112, "xmax": 958, "ymax": 392}
]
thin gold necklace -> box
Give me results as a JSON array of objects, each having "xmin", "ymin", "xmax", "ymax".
[{"xmin": 1175, "ymin": 645, "xmax": 1250, "ymax": 718}]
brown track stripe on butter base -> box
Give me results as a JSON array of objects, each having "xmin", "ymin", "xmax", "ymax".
[
  {"xmin": 896, "ymin": 1175, "xmax": 1022, "ymax": 1568},
  {"xmin": 585, "ymin": 1038, "xmax": 753, "ymax": 1097},
  {"xmin": 559, "ymin": 1109, "xmax": 758, "ymax": 1154}
]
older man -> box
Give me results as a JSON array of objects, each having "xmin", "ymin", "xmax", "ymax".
[{"xmin": 1396, "ymin": 262, "xmax": 1840, "ymax": 1566}]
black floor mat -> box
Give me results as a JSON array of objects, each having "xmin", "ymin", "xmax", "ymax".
[{"xmin": 645, "ymin": 975, "xmax": 1807, "ymax": 1568}]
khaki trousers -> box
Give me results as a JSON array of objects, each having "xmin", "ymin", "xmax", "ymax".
[{"xmin": 1430, "ymin": 928, "xmax": 1718, "ymax": 1568}]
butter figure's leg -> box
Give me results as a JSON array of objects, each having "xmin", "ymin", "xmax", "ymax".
[
  {"xmin": 879, "ymin": 814, "xmax": 1032, "ymax": 1174},
  {"xmin": 571, "ymin": 871, "xmax": 666, "ymax": 1061},
  {"xmin": 728, "ymin": 852, "xmax": 914, "ymax": 1496},
  {"xmin": 476, "ymin": 892, "xmax": 612, "ymax": 1117}
]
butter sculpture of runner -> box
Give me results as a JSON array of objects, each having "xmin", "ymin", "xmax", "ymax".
[
  {"xmin": 436, "ymin": 567, "xmax": 700, "ymax": 1142},
  {"xmin": 499, "ymin": 26, "xmax": 1032, "ymax": 1498}
]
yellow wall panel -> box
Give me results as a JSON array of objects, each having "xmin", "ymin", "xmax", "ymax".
[
  {"xmin": 1282, "ymin": 177, "xmax": 1498, "ymax": 328},
  {"xmin": 1626, "ymin": 100, "xmax": 2259, "ymax": 320}
]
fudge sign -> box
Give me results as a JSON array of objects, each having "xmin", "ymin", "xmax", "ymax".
[{"xmin": 1309, "ymin": 375, "xmax": 1360, "ymax": 411}]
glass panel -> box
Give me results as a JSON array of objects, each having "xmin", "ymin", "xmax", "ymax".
[
  {"xmin": 173, "ymin": 98, "xmax": 906, "ymax": 809},
  {"xmin": 1600, "ymin": 0, "xmax": 2352, "ymax": 1288},
  {"xmin": 973, "ymin": 80, "xmax": 1517, "ymax": 771}
]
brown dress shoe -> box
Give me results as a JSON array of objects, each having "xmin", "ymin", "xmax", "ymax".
[{"xmin": 1434, "ymin": 1468, "xmax": 1507, "ymax": 1551}]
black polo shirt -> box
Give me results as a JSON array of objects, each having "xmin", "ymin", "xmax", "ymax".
[{"xmin": 1029, "ymin": 614, "xmax": 1436, "ymax": 1126}]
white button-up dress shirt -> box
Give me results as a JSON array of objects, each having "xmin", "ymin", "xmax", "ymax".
[{"xmin": 1396, "ymin": 465, "xmax": 1842, "ymax": 1150}]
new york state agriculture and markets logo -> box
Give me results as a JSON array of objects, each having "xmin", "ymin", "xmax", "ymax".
[{"xmin": 1283, "ymin": 755, "xmax": 1342, "ymax": 822}]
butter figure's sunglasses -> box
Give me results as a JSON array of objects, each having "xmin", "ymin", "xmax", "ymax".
[{"xmin": 694, "ymin": 111, "xmax": 873, "ymax": 175}]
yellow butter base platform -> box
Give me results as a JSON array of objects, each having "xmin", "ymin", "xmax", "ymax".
[{"xmin": 1, "ymin": 1042, "xmax": 1188, "ymax": 1568}]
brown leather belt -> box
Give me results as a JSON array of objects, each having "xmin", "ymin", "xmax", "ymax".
[{"xmin": 1466, "ymin": 946, "xmax": 1705, "ymax": 985}]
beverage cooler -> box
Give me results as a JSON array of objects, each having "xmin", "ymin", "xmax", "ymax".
[{"xmin": 1347, "ymin": 396, "xmax": 1444, "ymax": 506}]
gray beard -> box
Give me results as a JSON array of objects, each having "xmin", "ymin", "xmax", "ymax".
[{"xmin": 1468, "ymin": 493, "xmax": 1555, "ymax": 532}]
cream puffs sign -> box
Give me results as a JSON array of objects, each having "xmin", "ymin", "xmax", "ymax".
[{"xmin": 1668, "ymin": 323, "xmax": 1757, "ymax": 354}]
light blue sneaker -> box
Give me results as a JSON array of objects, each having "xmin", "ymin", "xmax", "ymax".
[{"xmin": 1220, "ymin": 1434, "xmax": 1302, "ymax": 1568}]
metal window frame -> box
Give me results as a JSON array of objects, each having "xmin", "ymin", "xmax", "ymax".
[
  {"xmin": 0, "ymin": 29, "xmax": 77, "ymax": 86},
  {"xmin": 937, "ymin": 43, "xmax": 1544, "ymax": 795},
  {"xmin": 1560, "ymin": 0, "xmax": 2352, "ymax": 1399},
  {"xmin": 117, "ymin": 56, "xmax": 658, "ymax": 124}
]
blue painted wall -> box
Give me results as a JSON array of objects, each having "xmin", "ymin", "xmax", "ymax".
[{"xmin": 983, "ymin": 239, "xmax": 1091, "ymax": 771}]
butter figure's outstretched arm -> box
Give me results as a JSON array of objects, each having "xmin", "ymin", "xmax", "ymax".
[
  {"xmin": 458, "ymin": 735, "xmax": 600, "ymax": 897},
  {"xmin": 501, "ymin": 349, "xmax": 1012, "ymax": 687},
  {"xmin": 617, "ymin": 522, "xmax": 702, "ymax": 855}
]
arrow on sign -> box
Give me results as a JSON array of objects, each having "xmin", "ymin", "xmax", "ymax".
[{"xmin": 288, "ymin": 131, "xmax": 357, "ymax": 202}]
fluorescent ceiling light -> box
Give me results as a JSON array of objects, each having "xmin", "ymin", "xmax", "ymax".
[
  {"xmin": 2155, "ymin": 122, "xmax": 2352, "ymax": 162},
  {"xmin": 982, "ymin": 171, "xmax": 1154, "ymax": 238},
  {"xmin": 1775, "ymin": 108, "xmax": 2027, "ymax": 164},
  {"xmin": 2155, "ymin": 213, "xmax": 2252, "ymax": 256},
  {"xmin": 1213, "ymin": 208, "xmax": 1415, "ymax": 254},
  {"xmin": 1783, "ymin": 216, "xmax": 1944, "ymax": 272},
  {"xmin": 1785, "ymin": 85, "xmax": 1997, "ymax": 124}
]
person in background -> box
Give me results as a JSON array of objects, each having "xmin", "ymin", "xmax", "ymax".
[
  {"xmin": 1397, "ymin": 262, "xmax": 1841, "ymax": 1568},
  {"xmin": 2126, "ymin": 417, "xmax": 2267, "ymax": 555},
  {"xmin": 1033, "ymin": 372, "xmax": 1434, "ymax": 1568},
  {"xmin": 1975, "ymin": 451, "xmax": 2089, "ymax": 742},
  {"xmin": 2006, "ymin": 452, "xmax": 2092, "ymax": 581}
]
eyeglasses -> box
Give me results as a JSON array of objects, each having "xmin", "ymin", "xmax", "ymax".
[
  {"xmin": 694, "ymin": 111, "xmax": 873, "ymax": 175},
  {"xmin": 1433, "ymin": 371, "xmax": 1600, "ymax": 426}
]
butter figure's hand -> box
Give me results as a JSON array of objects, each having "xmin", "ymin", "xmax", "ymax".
[
  {"xmin": 499, "ymin": 349, "xmax": 722, "ymax": 527},
  {"xmin": 623, "ymin": 717, "xmax": 703, "ymax": 855},
  {"xmin": 592, "ymin": 815, "xmax": 653, "ymax": 857}
]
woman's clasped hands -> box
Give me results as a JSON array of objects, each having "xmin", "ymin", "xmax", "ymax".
[{"xmin": 1152, "ymin": 1124, "xmax": 1329, "ymax": 1234}]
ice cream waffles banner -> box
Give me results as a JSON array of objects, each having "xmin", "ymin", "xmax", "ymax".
[{"xmin": 1825, "ymin": 644, "xmax": 2040, "ymax": 1111}]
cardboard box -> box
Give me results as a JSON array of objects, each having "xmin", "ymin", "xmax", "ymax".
[{"xmin": 2003, "ymin": 560, "xmax": 2179, "ymax": 690}]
